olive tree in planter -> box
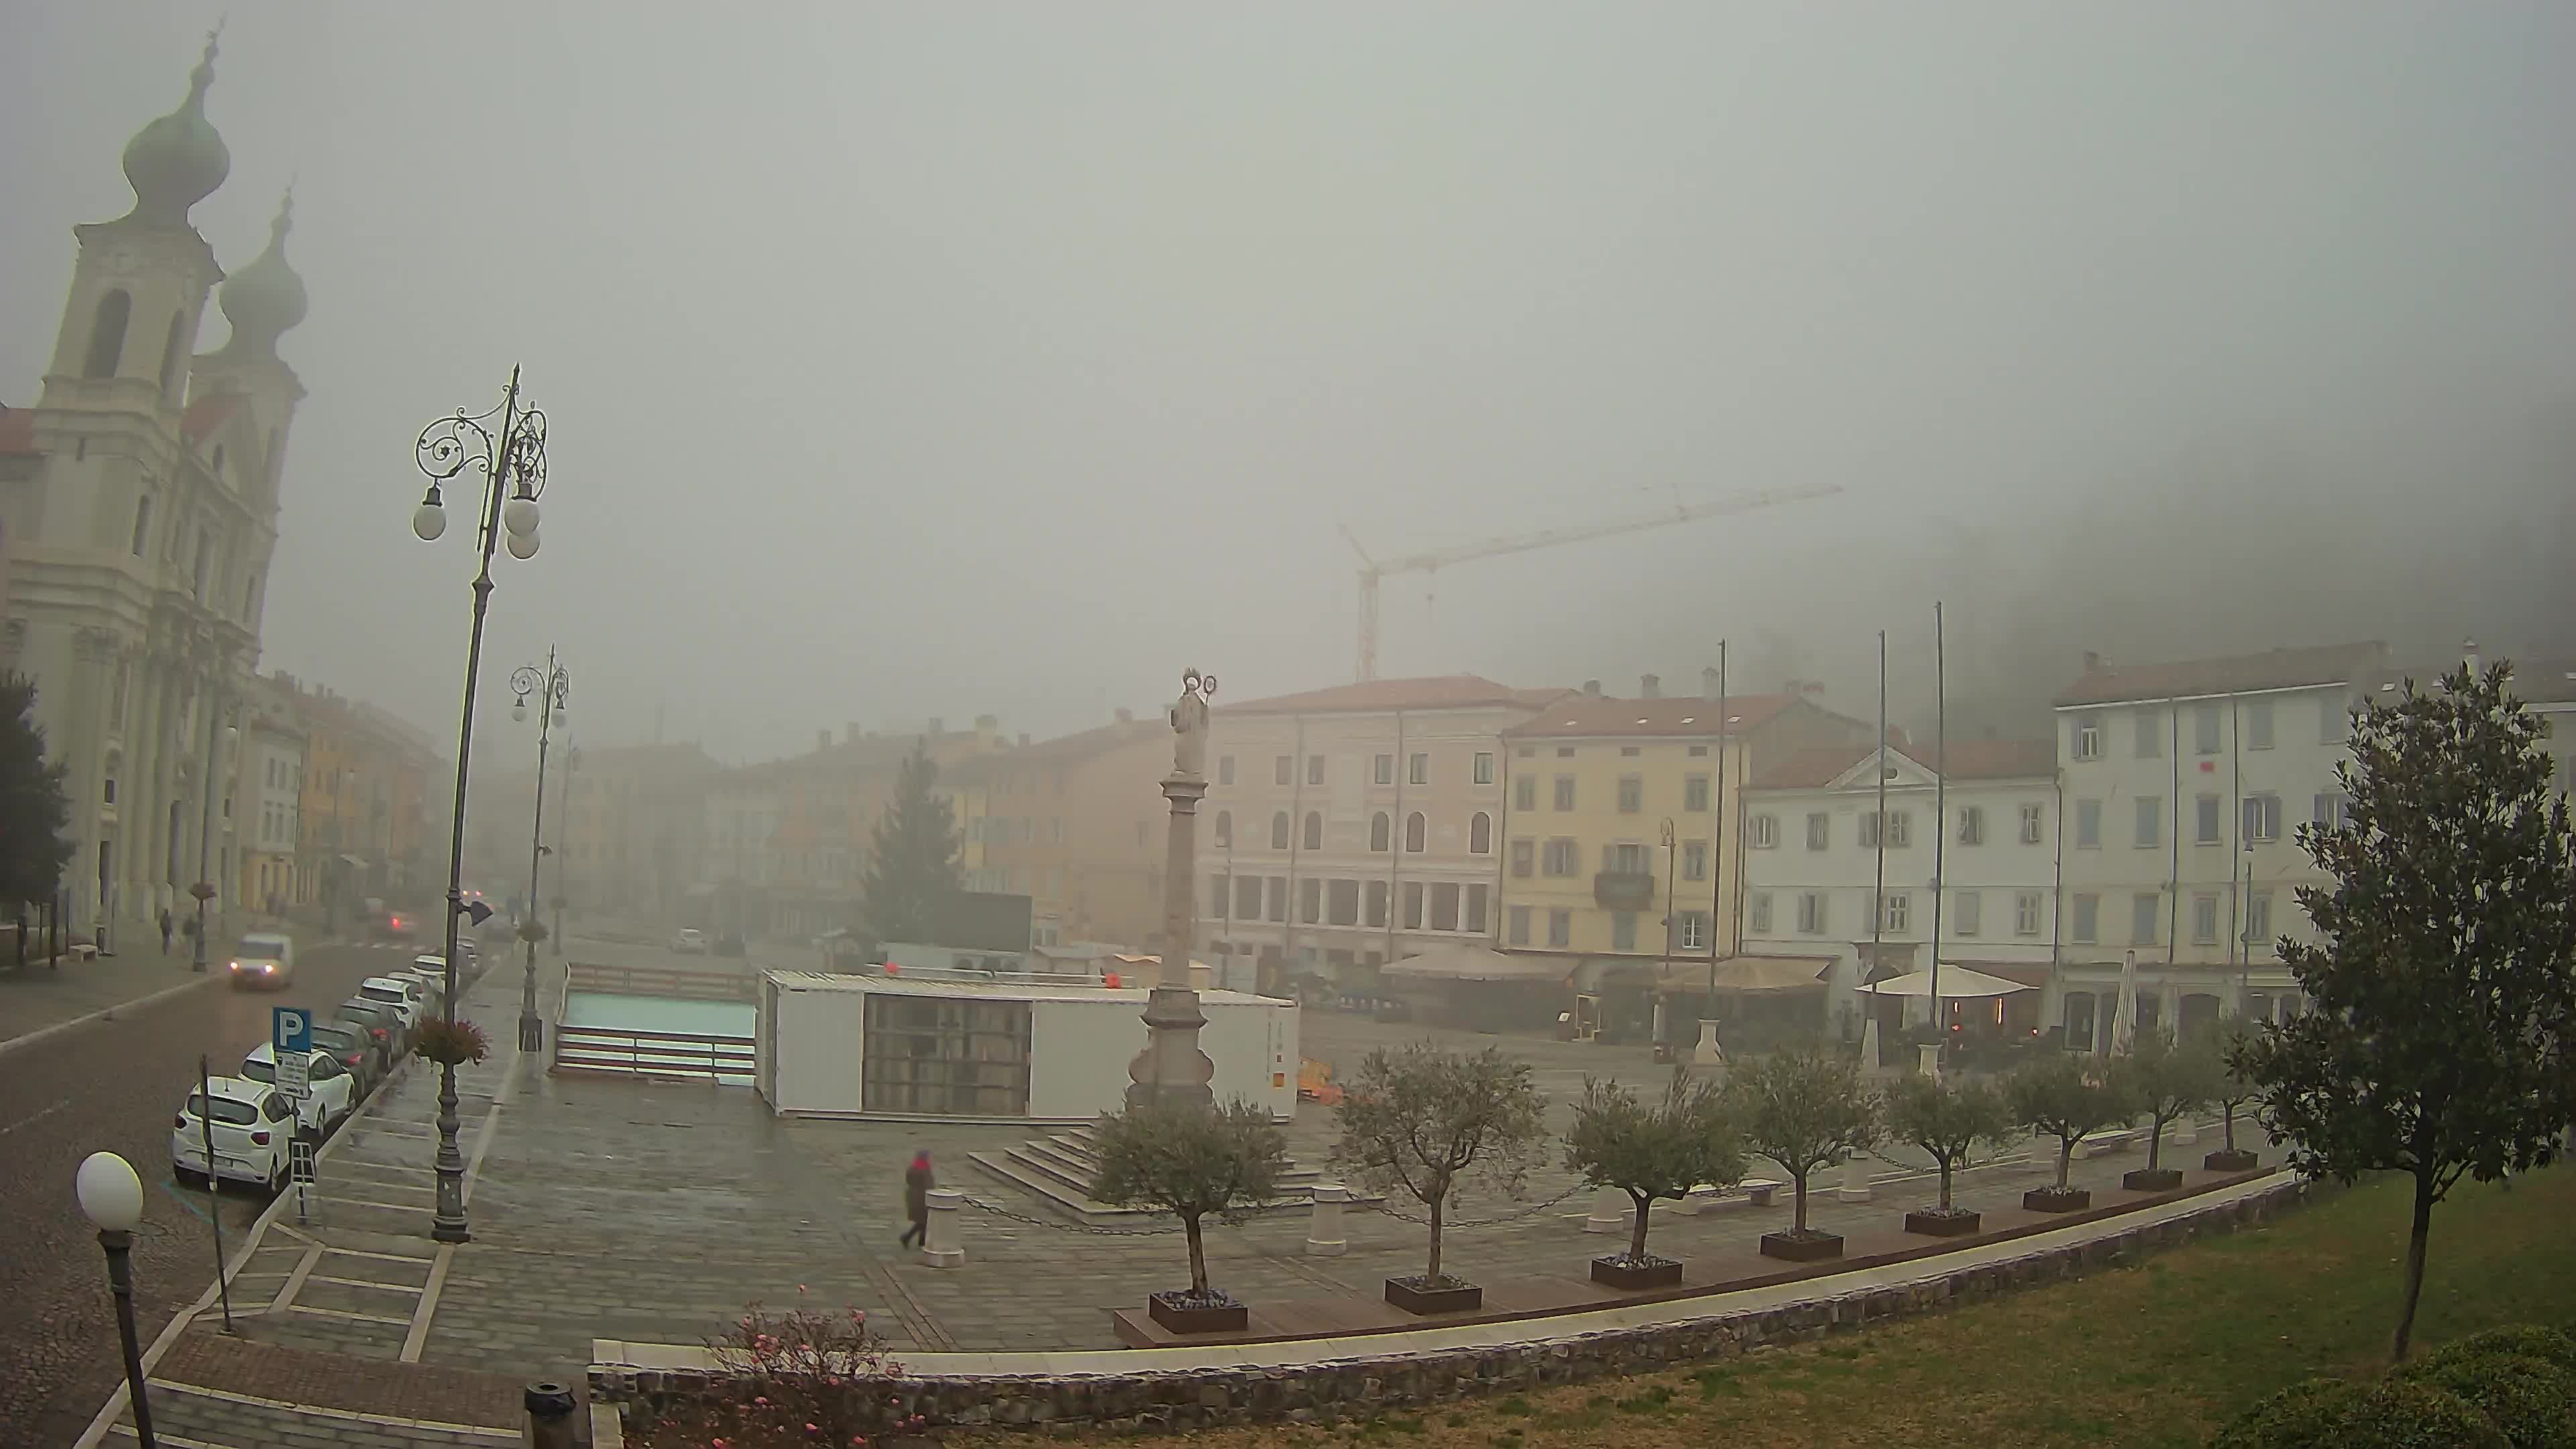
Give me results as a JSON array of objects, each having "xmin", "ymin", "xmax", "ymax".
[
  {"xmin": 1884, "ymin": 1071, "xmax": 2017, "ymax": 1236},
  {"xmin": 2122, "ymin": 1027, "xmax": 2219, "ymax": 1191},
  {"xmin": 2007, "ymin": 1054, "xmax": 2137, "ymax": 1212},
  {"xmin": 1332, "ymin": 1043, "xmax": 1546, "ymax": 1315},
  {"xmin": 2204, "ymin": 1016, "xmax": 2264, "ymax": 1172},
  {"xmin": 1088, "ymin": 1098, "xmax": 1288, "ymax": 1334},
  {"xmin": 1725, "ymin": 1046, "xmax": 1879, "ymax": 1262},
  {"xmin": 1562, "ymin": 1070, "xmax": 1744, "ymax": 1289}
]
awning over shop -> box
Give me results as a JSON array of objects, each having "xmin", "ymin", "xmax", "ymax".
[
  {"xmin": 1383, "ymin": 944, "xmax": 1572, "ymax": 983},
  {"xmin": 337, "ymin": 854, "xmax": 369, "ymax": 869},
  {"xmin": 1701, "ymin": 955, "xmax": 1833, "ymax": 994},
  {"xmin": 1861, "ymin": 965, "xmax": 2035, "ymax": 999}
]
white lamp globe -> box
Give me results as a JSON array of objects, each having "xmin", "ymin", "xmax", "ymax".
[
  {"xmin": 76, "ymin": 1151, "xmax": 145, "ymax": 1232},
  {"xmin": 505, "ymin": 529, "xmax": 540, "ymax": 561},
  {"xmin": 502, "ymin": 495, "xmax": 540, "ymax": 537},
  {"xmin": 412, "ymin": 500, "xmax": 447, "ymax": 541}
]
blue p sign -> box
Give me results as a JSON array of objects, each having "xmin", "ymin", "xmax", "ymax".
[{"xmin": 273, "ymin": 1006, "xmax": 311, "ymax": 1057}]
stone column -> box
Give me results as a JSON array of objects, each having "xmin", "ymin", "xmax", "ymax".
[
  {"xmin": 1917, "ymin": 1042, "xmax": 1942, "ymax": 1080},
  {"xmin": 1835, "ymin": 1150, "xmax": 1872, "ymax": 1203},
  {"xmin": 1693, "ymin": 1018, "xmax": 1723, "ymax": 1066},
  {"xmin": 1304, "ymin": 1183, "xmax": 1349, "ymax": 1256},
  {"xmin": 1126, "ymin": 671, "xmax": 1217, "ymax": 1114},
  {"xmin": 2170, "ymin": 1114, "xmax": 2198, "ymax": 1147},
  {"xmin": 920, "ymin": 1188, "xmax": 964, "ymax": 1268},
  {"xmin": 1585, "ymin": 1185, "xmax": 1629, "ymax": 1234}
]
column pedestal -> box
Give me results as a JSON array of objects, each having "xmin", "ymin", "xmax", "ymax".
[
  {"xmin": 1835, "ymin": 1151, "xmax": 1872, "ymax": 1203},
  {"xmin": 1585, "ymin": 1185, "xmax": 1629, "ymax": 1234},
  {"xmin": 922, "ymin": 1188, "xmax": 964, "ymax": 1267},
  {"xmin": 1304, "ymin": 1183, "xmax": 1349, "ymax": 1256}
]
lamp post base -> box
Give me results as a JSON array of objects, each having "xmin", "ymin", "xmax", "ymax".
[{"xmin": 518, "ymin": 1014, "xmax": 543, "ymax": 1053}]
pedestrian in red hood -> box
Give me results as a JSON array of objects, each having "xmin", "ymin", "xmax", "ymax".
[{"xmin": 900, "ymin": 1150, "xmax": 934, "ymax": 1250}]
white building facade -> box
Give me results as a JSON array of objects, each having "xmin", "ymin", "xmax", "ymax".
[
  {"xmin": 1739, "ymin": 739, "xmax": 2061, "ymax": 1042},
  {"xmin": 0, "ymin": 36, "xmax": 307, "ymax": 944}
]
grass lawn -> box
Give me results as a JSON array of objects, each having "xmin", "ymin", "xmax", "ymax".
[{"xmin": 1062, "ymin": 1166, "xmax": 2576, "ymax": 1449}]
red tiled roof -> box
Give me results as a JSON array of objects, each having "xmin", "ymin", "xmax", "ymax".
[
  {"xmin": 1217, "ymin": 675, "xmax": 1562, "ymax": 716},
  {"xmin": 1751, "ymin": 737, "xmax": 2051, "ymax": 790},
  {"xmin": 1504, "ymin": 692, "xmax": 1804, "ymax": 740},
  {"xmin": 0, "ymin": 407, "xmax": 36, "ymax": 456},
  {"xmin": 2053, "ymin": 642, "xmax": 2387, "ymax": 708},
  {"xmin": 2375, "ymin": 655, "xmax": 2576, "ymax": 706},
  {"xmin": 181, "ymin": 392, "xmax": 244, "ymax": 441}
]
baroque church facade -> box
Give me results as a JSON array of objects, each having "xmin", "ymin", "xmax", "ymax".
[{"xmin": 0, "ymin": 33, "xmax": 309, "ymax": 947}]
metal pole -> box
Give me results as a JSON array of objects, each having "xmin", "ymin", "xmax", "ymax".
[
  {"xmin": 191, "ymin": 692, "xmax": 221, "ymax": 974},
  {"xmin": 1659, "ymin": 817, "xmax": 1676, "ymax": 1041},
  {"xmin": 553, "ymin": 739, "xmax": 576, "ymax": 956},
  {"xmin": 1930, "ymin": 602, "xmax": 1945, "ymax": 1033},
  {"xmin": 1871, "ymin": 631, "xmax": 1887, "ymax": 1020},
  {"xmin": 520, "ymin": 649, "xmax": 557, "ymax": 1053},
  {"xmin": 99, "ymin": 1229, "xmax": 158, "ymax": 1448},
  {"xmin": 1707, "ymin": 641, "xmax": 1725, "ymax": 1014},
  {"xmin": 196, "ymin": 1054, "xmax": 235, "ymax": 1332}
]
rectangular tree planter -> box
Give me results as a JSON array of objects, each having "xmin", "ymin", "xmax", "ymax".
[
  {"xmin": 2024, "ymin": 1186, "xmax": 2092, "ymax": 1213},
  {"xmin": 1904, "ymin": 1208, "xmax": 1982, "ymax": 1237},
  {"xmin": 2204, "ymin": 1148, "xmax": 2260, "ymax": 1173},
  {"xmin": 1759, "ymin": 1231, "xmax": 1844, "ymax": 1263},
  {"xmin": 1146, "ymin": 1292, "xmax": 1248, "ymax": 1335},
  {"xmin": 2123, "ymin": 1167, "xmax": 2185, "ymax": 1192},
  {"xmin": 1384, "ymin": 1277, "xmax": 1482, "ymax": 1316},
  {"xmin": 1591, "ymin": 1254, "xmax": 1684, "ymax": 1290}
]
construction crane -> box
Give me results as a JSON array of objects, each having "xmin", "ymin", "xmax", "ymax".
[{"xmin": 1336, "ymin": 482, "xmax": 1844, "ymax": 682}]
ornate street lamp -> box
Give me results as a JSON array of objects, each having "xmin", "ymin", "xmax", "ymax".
[
  {"xmin": 410, "ymin": 368, "xmax": 549, "ymax": 1245},
  {"xmin": 510, "ymin": 651, "xmax": 568, "ymax": 1053},
  {"xmin": 76, "ymin": 1151, "xmax": 157, "ymax": 1448}
]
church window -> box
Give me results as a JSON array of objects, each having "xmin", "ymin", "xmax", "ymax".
[
  {"xmin": 129, "ymin": 496, "xmax": 153, "ymax": 557},
  {"xmin": 83, "ymin": 290, "xmax": 131, "ymax": 378},
  {"xmin": 158, "ymin": 310, "xmax": 187, "ymax": 397}
]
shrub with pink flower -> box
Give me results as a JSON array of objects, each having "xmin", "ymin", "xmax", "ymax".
[{"xmin": 627, "ymin": 1298, "xmax": 916, "ymax": 1447}]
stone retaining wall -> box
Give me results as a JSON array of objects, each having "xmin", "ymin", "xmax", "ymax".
[{"xmin": 596, "ymin": 1176, "xmax": 2316, "ymax": 1436}]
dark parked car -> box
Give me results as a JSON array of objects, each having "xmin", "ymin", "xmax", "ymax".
[
  {"xmin": 333, "ymin": 999, "xmax": 405, "ymax": 1073},
  {"xmin": 307, "ymin": 1020, "xmax": 384, "ymax": 1096}
]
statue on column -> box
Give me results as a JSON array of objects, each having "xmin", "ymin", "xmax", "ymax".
[{"xmin": 1169, "ymin": 669, "xmax": 1216, "ymax": 777}]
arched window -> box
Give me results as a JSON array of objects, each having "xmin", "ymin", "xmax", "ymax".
[
  {"xmin": 158, "ymin": 309, "xmax": 187, "ymax": 397},
  {"xmin": 1370, "ymin": 812, "xmax": 1391, "ymax": 852},
  {"xmin": 1469, "ymin": 811, "xmax": 1493, "ymax": 854},
  {"xmin": 1302, "ymin": 811, "xmax": 1322, "ymax": 851},
  {"xmin": 84, "ymin": 290, "xmax": 132, "ymax": 378},
  {"xmin": 211, "ymin": 443, "xmax": 225, "ymax": 476},
  {"xmin": 1405, "ymin": 812, "xmax": 1427, "ymax": 853},
  {"xmin": 1270, "ymin": 812, "xmax": 1290, "ymax": 850},
  {"xmin": 1213, "ymin": 810, "xmax": 1232, "ymax": 849},
  {"xmin": 192, "ymin": 531, "xmax": 211, "ymax": 600},
  {"xmin": 243, "ymin": 570, "xmax": 261, "ymax": 618}
]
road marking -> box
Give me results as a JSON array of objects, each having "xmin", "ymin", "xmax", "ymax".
[
  {"xmin": 311, "ymin": 1193, "xmax": 430, "ymax": 1212},
  {"xmin": 400, "ymin": 1243, "xmax": 455, "ymax": 1362},
  {"xmin": 309, "ymin": 1273, "xmax": 423, "ymax": 1295},
  {"xmin": 284, "ymin": 1302, "xmax": 411, "ymax": 1326},
  {"xmin": 265, "ymin": 1246, "xmax": 321, "ymax": 1316},
  {"xmin": 143, "ymin": 1377, "xmax": 518, "ymax": 1436},
  {"xmin": 0, "ymin": 974, "xmax": 220, "ymax": 1061},
  {"xmin": 321, "ymin": 1245, "xmax": 436, "ymax": 1265},
  {"xmin": 0, "ymin": 1097, "xmax": 72, "ymax": 1135},
  {"xmin": 107, "ymin": 1426, "xmax": 237, "ymax": 1448}
]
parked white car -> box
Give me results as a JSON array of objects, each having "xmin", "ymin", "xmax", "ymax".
[
  {"xmin": 357, "ymin": 975, "xmax": 425, "ymax": 1047},
  {"xmin": 402, "ymin": 957, "xmax": 452, "ymax": 1011},
  {"xmin": 241, "ymin": 1041, "xmax": 356, "ymax": 1135},
  {"xmin": 172, "ymin": 1076, "xmax": 296, "ymax": 1193},
  {"xmin": 227, "ymin": 932, "xmax": 295, "ymax": 990},
  {"xmin": 670, "ymin": 928, "xmax": 708, "ymax": 955}
]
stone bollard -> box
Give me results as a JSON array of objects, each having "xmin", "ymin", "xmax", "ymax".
[
  {"xmin": 922, "ymin": 1188, "xmax": 965, "ymax": 1268},
  {"xmin": 523, "ymin": 1382, "xmax": 577, "ymax": 1449},
  {"xmin": 1917, "ymin": 1042, "xmax": 1942, "ymax": 1081},
  {"xmin": 1305, "ymin": 1183, "xmax": 1350, "ymax": 1256},
  {"xmin": 1835, "ymin": 1150, "xmax": 1872, "ymax": 1203},
  {"xmin": 1694, "ymin": 1019, "xmax": 1725, "ymax": 1066},
  {"xmin": 2171, "ymin": 1114, "xmax": 2198, "ymax": 1147},
  {"xmin": 1585, "ymin": 1185, "xmax": 1630, "ymax": 1234},
  {"xmin": 2029, "ymin": 1130, "xmax": 2059, "ymax": 1175}
]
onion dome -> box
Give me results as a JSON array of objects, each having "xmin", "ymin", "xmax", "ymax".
[
  {"xmin": 217, "ymin": 191, "xmax": 307, "ymax": 358},
  {"xmin": 120, "ymin": 30, "xmax": 230, "ymax": 226}
]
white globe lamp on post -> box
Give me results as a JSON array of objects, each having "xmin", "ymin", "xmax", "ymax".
[{"xmin": 76, "ymin": 1151, "xmax": 158, "ymax": 1448}]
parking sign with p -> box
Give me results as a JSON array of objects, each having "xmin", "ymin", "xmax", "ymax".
[{"xmin": 273, "ymin": 1006, "xmax": 311, "ymax": 1100}]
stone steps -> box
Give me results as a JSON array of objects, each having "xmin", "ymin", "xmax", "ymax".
[{"xmin": 968, "ymin": 1126, "xmax": 1374, "ymax": 1226}]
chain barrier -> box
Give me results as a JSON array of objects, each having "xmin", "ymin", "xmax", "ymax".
[
  {"xmin": 1366, "ymin": 1181, "xmax": 1589, "ymax": 1229},
  {"xmin": 957, "ymin": 1195, "xmax": 1192, "ymax": 1236}
]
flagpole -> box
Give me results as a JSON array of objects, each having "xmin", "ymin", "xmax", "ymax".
[{"xmin": 1930, "ymin": 602, "xmax": 1946, "ymax": 1037}]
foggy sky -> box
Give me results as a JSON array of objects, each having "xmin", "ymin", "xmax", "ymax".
[{"xmin": 6, "ymin": 3, "xmax": 2572, "ymax": 765}]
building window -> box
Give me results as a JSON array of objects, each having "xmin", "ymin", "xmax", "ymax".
[
  {"xmin": 1749, "ymin": 814, "xmax": 1778, "ymax": 849},
  {"xmin": 2246, "ymin": 699, "xmax": 2274, "ymax": 749},
  {"xmin": 2131, "ymin": 892, "xmax": 2160, "ymax": 946},
  {"xmin": 1507, "ymin": 904, "xmax": 1531, "ymax": 946},
  {"xmin": 1409, "ymin": 752, "xmax": 1430, "ymax": 786},
  {"xmin": 1270, "ymin": 812, "xmax": 1290, "ymax": 850},
  {"xmin": 2195, "ymin": 705, "xmax": 2221, "ymax": 755},
  {"xmin": 1953, "ymin": 891, "xmax": 1982, "ymax": 936},
  {"xmin": 2073, "ymin": 714, "xmax": 2102, "ymax": 761},
  {"xmin": 1403, "ymin": 881, "xmax": 1425, "ymax": 929},
  {"xmin": 1862, "ymin": 811, "xmax": 1911, "ymax": 849},
  {"xmin": 1509, "ymin": 838, "xmax": 1534, "ymax": 877},
  {"xmin": 2019, "ymin": 803, "xmax": 2043, "ymax": 844},
  {"xmin": 1374, "ymin": 753, "xmax": 1394, "ymax": 785},
  {"xmin": 1513, "ymin": 776, "xmax": 1536, "ymax": 812},
  {"xmin": 129, "ymin": 495, "xmax": 154, "ymax": 557},
  {"xmin": 1603, "ymin": 841, "xmax": 1650, "ymax": 873},
  {"xmin": 2135, "ymin": 796, "xmax": 2161, "ymax": 849},
  {"xmin": 1365, "ymin": 879, "xmax": 1389, "ymax": 928},
  {"xmin": 1553, "ymin": 775, "xmax": 1575, "ymax": 810},
  {"xmin": 103, "ymin": 775, "xmax": 117, "ymax": 804},
  {"xmin": 1683, "ymin": 774, "xmax": 1711, "ymax": 811},
  {"xmin": 1394, "ymin": 811, "xmax": 1422, "ymax": 853},
  {"xmin": 2014, "ymin": 890, "xmax": 2043, "ymax": 936},
  {"xmin": 1474, "ymin": 752, "xmax": 1495, "ymax": 786},
  {"xmin": 83, "ymin": 288, "xmax": 131, "ymax": 378},
  {"xmin": 2322, "ymin": 697, "xmax": 2349, "ymax": 744},
  {"xmin": 2192, "ymin": 892, "xmax": 2220, "ymax": 945},
  {"xmin": 1548, "ymin": 908, "xmax": 1572, "ymax": 948},
  {"xmin": 1878, "ymin": 891, "xmax": 1910, "ymax": 933},
  {"xmin": 2063, "ymin": 993, "xmax": 2098, "ymax": 1051},
  {"xmin": 1680, "ymin": 840, "xmax": 1708, "ymax": 881},
  {"xmin": 1218, "ymin": 755, "xmax": 1235, "ymax": 786},
  {"xmin": 1463, "ymin": 884, "xmax": 1488, "ymax": 934},
  {"xmin": 1300, "ymin": 877, "xmax": 1322, "ymax": 924},
  {"xmin": 1806, "ymin": 812, "xmax": 1829, "ymax": 850},
  {"xmin": 2072, "ymin": 893, "xmax": 2100, "ymax": 943},
  {"xmin": 1303, "ymin": 811, "xmax": 1323, "ymax": 851},
  {"xmin": 1307, "ymin": 755, "xmax": 1326, "ymax": 786},
  {"xmin": 2076, "ymin": 798, "xmax": 2102, "ymax": 849},
  {"xmin": 1749, "ymin": 892, "xmax": 1774, "ymax": 934},
  {"xmin": 2135, "ymin": 710, "xmax": 2162, "ymax": 759},
  {"xmin": 1542, "ymin": 837, "xmax": 1578, "ymax": 876},
  {"xmin": 1611, "ymin": 912, "xmax": 1638, "ymax": 951},
  {"xmin": 1328, "ymin": 879, "xmax": 1360, "ymax": 926},
  {"xmin": 2312, "ymin": 792, "xmax": 2349, "ymax": 830},
  {"xmin": 1797, "ymin": 892, "xmax": 1827, "ymax": 934},
  {"xmin": 1468, "ymin": 812, "xmax": 1492, "ymax": 854},
  {"xmin": 1210, "ymin": 873, "xmax": 1231, "ymax": 919},
  {"xmin": 1677, "ymin": 911, "xmax": 1711, "ymax": 949},
  {"xmin": 2243, "ymin": 793, "xmax": 2283, "ymax": 843},
  {"xmin": 1957, "ymin": 806, "xmax": 1985, "ymax": 845},
  {"xmin": 1236, "ymin": 875, "xmax": 1262, "ymax": 919},
  {"xmin": 2196, "ymin": 795, "xmax": 2222, "ymax": 845},
  {"xmin": 2245, "ymin": 890, "xmax": 2274, "ymax": 953},
  {"xmin": 1274, "ymin": 755, "xmax": 1292, "ymax": 786},
  {"xmin": 158, "ymin": 309, "xmax": 188, "ymax": 396},
  {"xmin": 1370, "ymin": 812, "xmax": 1391, "ymax": 851},
  {"xmin": 1213, "ymin": 810, "xmax": 1232, "ymax": 848},
  {"xmin": 1617, "ymin": 775, "xmax": 1643, "ymax": 813},
  {"xmin": 1556, "ymin": 746, "xmax": 1575, "ymax": 757}
]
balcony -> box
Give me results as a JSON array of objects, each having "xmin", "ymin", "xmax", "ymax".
[{"xmin": 1593, "ymin": 871, "xmax": 1656, "ymax": 910}]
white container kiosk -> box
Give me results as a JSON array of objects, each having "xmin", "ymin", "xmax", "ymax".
[{"xmin": 754, "ymin": 969, "xmax": 1299, "ymax": 1122}]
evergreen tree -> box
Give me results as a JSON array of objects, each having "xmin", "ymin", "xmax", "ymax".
[
  {"xmin": 0, "ymin": 672, "xmax": 74, "ymax": 910},
  {"xmin": 2233, "ymin": 661, "xmax": 2576, "ymax": 1362},
  {"xmin": 858, "ymin": 739, "xmax": 963, "ymax": 944}
]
